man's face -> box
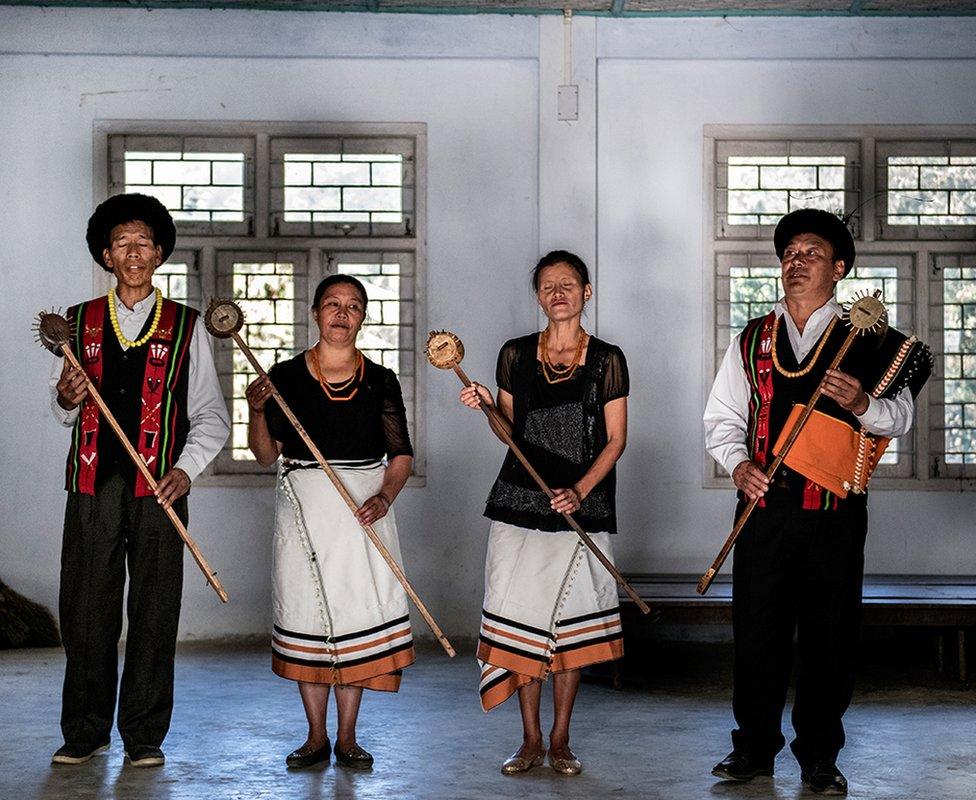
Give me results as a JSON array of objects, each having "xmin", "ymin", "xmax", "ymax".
[
  {"xmin": 103, "ymin": 220, "xmax": 162, "ymax": 294},
  {"xmin": 780, "ymin": 233, "xmax": 845, "ymax": 304}
]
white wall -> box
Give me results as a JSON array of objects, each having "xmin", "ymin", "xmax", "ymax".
[{"xmin": 0, "ymin": 9, "xmax": 974, "ymax": 642}]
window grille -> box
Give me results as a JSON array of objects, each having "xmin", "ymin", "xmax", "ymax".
[
  {"xmin": 270, "ymin": 137, "xmax": 415, "ymax": 237},
  {"xmin": 706, "ymin": 126, "xmax": 976, "ymax": 487},
  {"xmin": 714, "ymin": 140, "xmax": 860, "ymax": 240},
  {"xmin": 877, "ymin": 140, "xmax": 976, "ymax": 239},
  {"xmin": 100, "ymin": 122, "xmax": 426, "ymax": 483},
  {"xmin": 109, "ymin": 135, "xmax": 254, "ymax": 235}
]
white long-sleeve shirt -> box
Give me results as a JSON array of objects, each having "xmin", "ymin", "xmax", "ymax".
[
  {"xmin": 704, "ymin": 297, "xmax": 916, "ymax": 477},
  {"xmin": 50, "ymin": 290, "xmax": 230, "ymax": 482}
]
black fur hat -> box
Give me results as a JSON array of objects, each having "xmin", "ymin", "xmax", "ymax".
[
  {"xmin": 86, "ymin": 193, "xmax": 176, "ymax": 272},
  {"xmin": 773, "ymin": 208, "xmax": 855, "ymax": 277}
]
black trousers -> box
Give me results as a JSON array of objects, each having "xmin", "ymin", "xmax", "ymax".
[
  {"xmin": 730, "ymin": 490, "xmax": 867, "ymax": 768},
  {"xmin": 59, "ymin": 473, "xmax": 186, "ymax": 750}
]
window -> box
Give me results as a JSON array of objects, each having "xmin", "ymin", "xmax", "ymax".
[
  {"xmin": 705, "ymin": 126, "xmax": 976, "ymax": 488},
  {"xmin": 96, "ymin": 122, "xmax": 427, "ymax": 483}
]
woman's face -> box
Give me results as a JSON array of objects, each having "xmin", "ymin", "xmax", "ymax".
[
  {"xmin": 536, "ymin": 262, "xmax": 591, "ymax": 323},
  {"xmin": 314, "ymin": 283, "xmax": 366, "ymax": 347}
]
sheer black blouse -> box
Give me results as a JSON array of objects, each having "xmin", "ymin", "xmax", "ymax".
[
  {"xmin": 264, "ymin": 352, "xmax": 413, "ymax": 462},
  {"xmin": 484, "ymin": 333, "xmax": 629, "ymax": 533}
]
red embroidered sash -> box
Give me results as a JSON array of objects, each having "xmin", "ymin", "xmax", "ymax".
[
  {"xmin": 739, "ymin": 312, "xmax": 835, "ymax": 511},
  {"xmin": 67, "ymin": 295, "xmax": 190, "ymax": 497}
]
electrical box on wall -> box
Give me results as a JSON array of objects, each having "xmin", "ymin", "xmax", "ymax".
[{"xmin": 557, "ymin": 85, "xmax": 579, "ymax": 121}]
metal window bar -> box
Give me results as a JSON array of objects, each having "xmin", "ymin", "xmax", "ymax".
[
  {"xmin": 329, "ymin": 252, "xmax": 417, "ymax": 448},
  {"xmin": 714, "ymin": 139, "xmax": 861, "ymax": 240},
  {"xmin": 109, "ymin": 134, "xmax": 255, "ymax": 236},
  {"xmin": 876, "ymin": 140, "xmax": 976, "ymax": 241},
  {"xmin": 212, "ymin": 252, "xmax": 309, "ymax": 473},
  {"xmin": 270, "ymin": 136, "xmax": 416, "ymax": 238},
  {"xmin": 931, "ymin": 253, "xmax": 976, "ymax": 478},
  {"xmin": 153, "ymin": 251, "xmax": 202, "ymax": 309}
]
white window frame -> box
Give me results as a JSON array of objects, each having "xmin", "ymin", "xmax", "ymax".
[
  {"xmin": 93, "ymin": 120, "xmax": 427, "ymax": 487},
  {"xmin": 704, "ymin": 124, "xmax": 976, "ymax": 492}
]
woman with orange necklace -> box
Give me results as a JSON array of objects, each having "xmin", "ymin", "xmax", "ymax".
[
  {"xmin": 247, "ymin": 274, "xmax": 415, "ymax": 770},
  {"xmin": 460, "ymin": 250, "xmax": 629, "ymax": 776}
]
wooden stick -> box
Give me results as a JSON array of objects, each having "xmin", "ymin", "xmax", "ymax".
[
  {"xmin": 60, "ymin": 346, "xmax": 229, "ymax": 603},
  {"xmin": 453, "ymin": 363, "xmax": 652, "ymax": 616},
  {"xmin": 232, "ymin": 331, "xmax": 456, "ymax": 658},
  {"xmin": 697, "ymin": 326, "xmax": 862, "ymax": 596}
]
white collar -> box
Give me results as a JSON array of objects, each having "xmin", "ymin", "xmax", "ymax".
[
  {"xmin": 772, "ymin": 296, "xmax": 843, "ymax": 324},
  {"xmin": 113, "ymin": 287, "xmax": 158, "ymax": 315}
]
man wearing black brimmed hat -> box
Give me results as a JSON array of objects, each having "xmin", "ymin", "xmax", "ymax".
[
  {"xmin": 49, "ymin": 194, "xmax": 229, "ymax": 768},
  {"xmin": 703, "ymin": 209, "xmax": 932, "ymax": 794}
]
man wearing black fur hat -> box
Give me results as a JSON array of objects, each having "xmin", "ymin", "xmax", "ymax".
[
  {"xmin": 704, "ymin": 209, "xmax": 931, "ymax": 795},
  {"xmin": 49, "ymin": 194, "xmax": 229, "ymax": 768}
]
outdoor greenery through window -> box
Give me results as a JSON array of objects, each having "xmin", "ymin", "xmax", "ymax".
[
  {"xmin": 707, "ymin": 127, "xmax": 976, "ymax": 486},
  {"xmin": 105, "ymin": 122, "xmax": 425, "ymax": 480}
]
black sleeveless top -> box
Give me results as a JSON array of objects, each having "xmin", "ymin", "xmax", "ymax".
[
  {"xmin": 264, "ymin": 352, "xmax": 413, "ymax": 462},
  {"xmin": 484, "ymin": 333, "xmax": 629, "ymax": 533}
]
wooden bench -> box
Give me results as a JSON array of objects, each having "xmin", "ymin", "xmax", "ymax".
[{"xmin": 618, "ymin": 574, "xmax": 976, "ymax": 682}]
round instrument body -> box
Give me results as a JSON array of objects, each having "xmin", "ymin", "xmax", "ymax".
[
  {"xmin": 845, "ymin": 294, "xmax": 888, "ymax": 335},
  {"xmin": 35, "ymin": 312, "xmax": 72, "ymax": 355},
  {"xmin": 426, "ymin": 330, "xmax": 464, "ymax": 369},
  {"xmin": 204, "ymin": 299, "xmax": 245, "ymax": 338}
]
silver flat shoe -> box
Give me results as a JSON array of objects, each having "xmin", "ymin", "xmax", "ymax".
[
  {"xmin": 501, "ymin": 750, "xmax": 545, "ymax": 775},
  {"xmin": 548, "ymin": 750, "xmax": 582, "ymax": 775}
]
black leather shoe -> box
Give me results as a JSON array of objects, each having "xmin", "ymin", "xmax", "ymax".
[
  {"xmin": 286, "ymin": 739, "xmax": 331, "ymax": 769},
  {"xmin": 801, "ymin": 760, "xmax": 848, "ymax": 795},
  {"xmin": 334, "ymin": 743, "xmax": 374, "ymax": 770},
  {"xmin": 51, "ymin": 742, "xmax": 109, "ymax": 765},
  {"xmin": 711, "ymin": 751, "xmax": 774, "ymax": 781}
]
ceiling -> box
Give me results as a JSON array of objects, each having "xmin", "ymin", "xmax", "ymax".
[{"xmin": 4, "ymin": 0, "xmax": 976, "ymax": 15}]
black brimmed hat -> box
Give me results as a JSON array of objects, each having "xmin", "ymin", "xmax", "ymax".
[
  {"xmin": 773, "ymin": 208, "xmax": 855, "ymax": 277},
  {"xmin": 86, "ymin": 193, "xmax": 176, "ymax": 272}
]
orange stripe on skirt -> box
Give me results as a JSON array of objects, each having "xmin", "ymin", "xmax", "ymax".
[
  {"xmin": 272, "ymin": 645, "xmax": 416, "ymax": 692},
  {"xmin": 477, "ymin": 641, "xmax": 548, "ymax": 679},
  {"xmin": 550, "ymin": 637, "xmax": 624, "ymax": 673},
  {"xmin": 480, "ymin": 670, "xmax": 534, "ymax": 712},
  {"xmin": 481, "ymin": 623, "xmax": 551, "ymax": 651}
]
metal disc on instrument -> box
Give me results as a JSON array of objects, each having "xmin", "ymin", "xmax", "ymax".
[
  {"xmin": 425, "ymin": 330, "xmax": 464, "ymax": 369},
  {"xmin": 204, "ymin": 299, "xmax": 245, "ymax": 338},
  {"xmin": 844, "ymin": 294, "xmax": 888, "ymax": 335},
  {"xmin": 34, "ymin": 312, "xmax": 72, "ymax": 355}
]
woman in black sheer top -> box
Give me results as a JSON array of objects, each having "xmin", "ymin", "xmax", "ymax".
[
  {"xmin": 247, "ymin": 275, "xmax": 415, "ymax": 772},
  {"xmin": 460, "ymin": 251, "xmax": 629, "ymax": 777}
]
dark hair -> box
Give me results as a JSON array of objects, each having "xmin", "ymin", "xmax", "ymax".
[
  {"xmin": 312, "ymin": 275, "xmax": 369, "ymax": 309},
  {"xmin": 531, "ymin": 250, "xmax": 590, "ymax": 291},
  {"xmin": 86, "ymin": 193, "xmax": 176, "ymax": 272}
]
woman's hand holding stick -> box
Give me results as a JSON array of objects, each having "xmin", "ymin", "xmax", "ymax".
[
  {"xmin": 431, "ymin": 331, "xmax": 652, "ymax": 616},
  {"xmin": 206, "ymin": 300, "xmax": 456, "ymax": 658}
]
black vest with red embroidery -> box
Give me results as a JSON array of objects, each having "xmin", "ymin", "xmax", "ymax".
[
  {"xmin": 64, "ymin": 295, "xmax": 197, "ymax": 497},
  {"xmin": 739, "ymin": 310, "xmax": 930, "ymax": 510}
]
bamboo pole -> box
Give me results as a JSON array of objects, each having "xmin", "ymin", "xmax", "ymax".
[
  {"xmin": 697, "ymin": 292, "xmax": 885, "ymax": 595},
  {"xmin": 59, "ymin": 345, "xmax": 229, "ymax": 603}
]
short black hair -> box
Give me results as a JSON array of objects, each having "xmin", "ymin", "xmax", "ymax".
[
  {"xmin": 312, "ymin": 274, "xmax": 369, "ymax": 309},
  {"xmin": 531, "ymin": 250, "xmax": 590, "ymax": 291}
]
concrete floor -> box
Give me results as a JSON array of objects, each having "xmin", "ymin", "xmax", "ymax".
[{"xmin": 2, "ymin": 643, "xmax": 974, "ymax": 800}]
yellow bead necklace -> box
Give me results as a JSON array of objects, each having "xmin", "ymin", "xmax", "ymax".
[
  {"xmin": 771, "ymin": 314, "xmax": 838, "ymax": 379},
  {"xmin": 108, "ymin": 287, "xmax": 164, "ymax": 349}
]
